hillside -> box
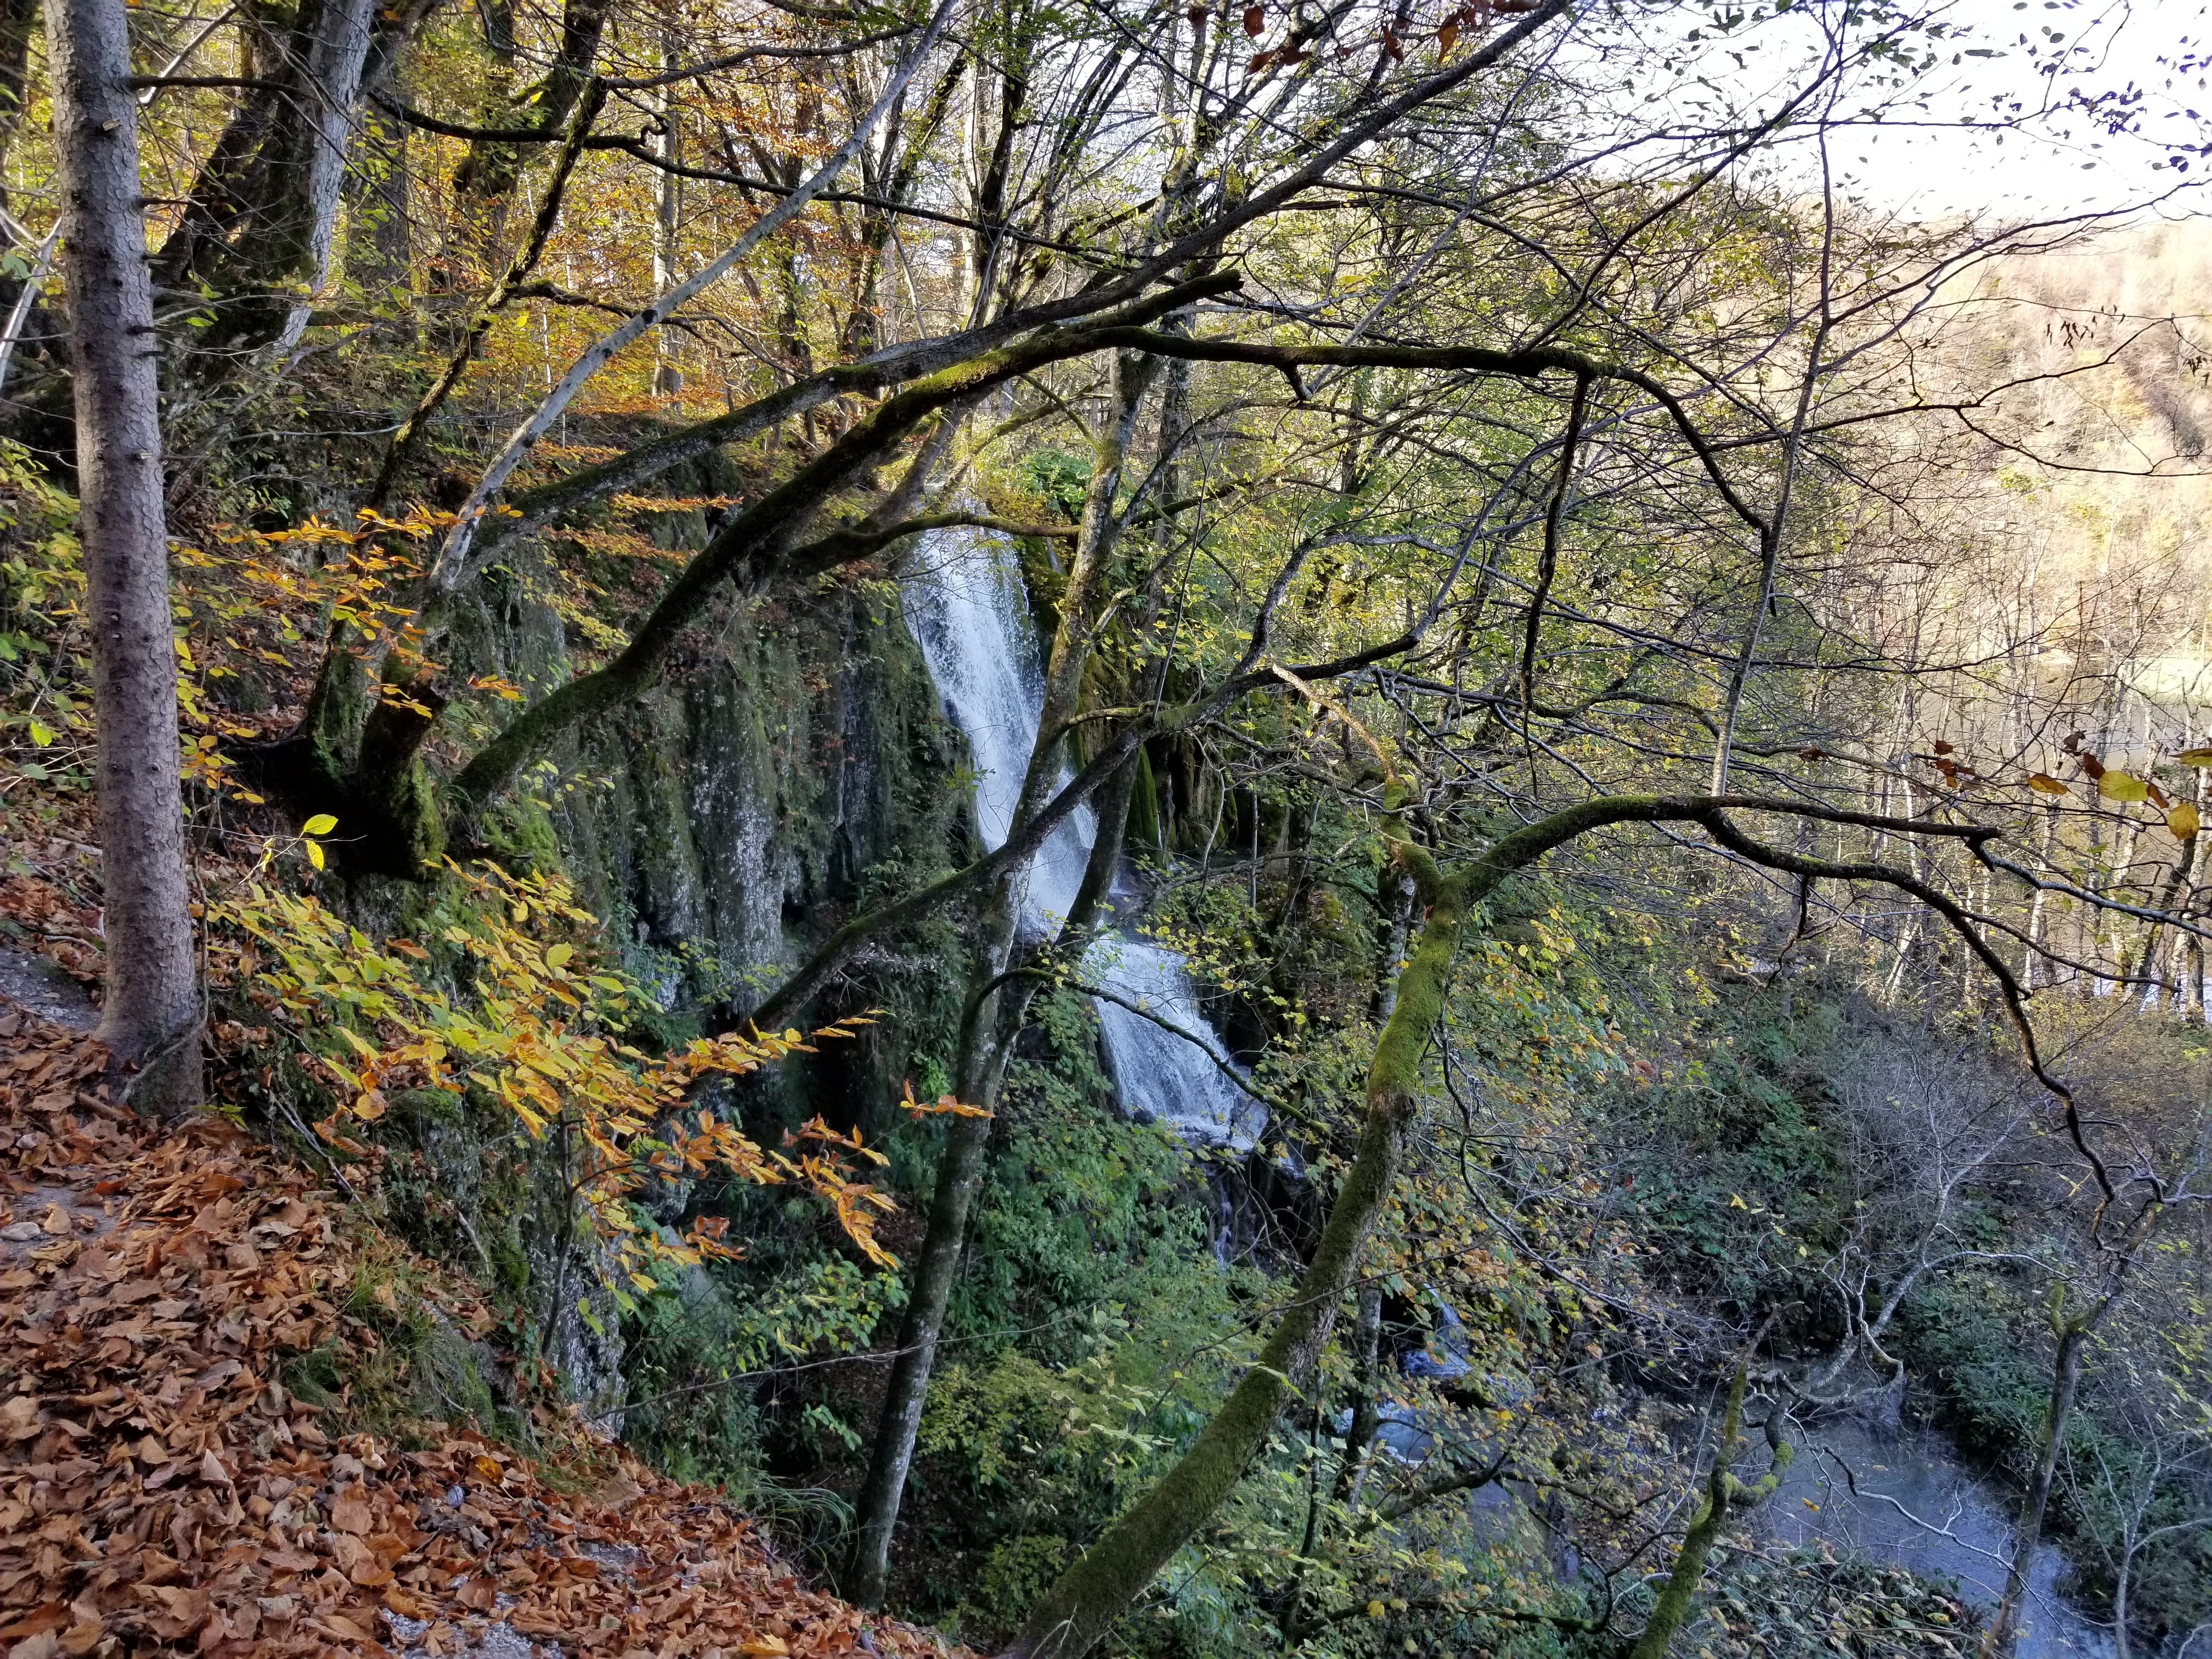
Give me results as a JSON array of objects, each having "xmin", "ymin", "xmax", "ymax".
[
  {"xmin": 0, "ymin": 992, "xmax": 962, "ymax": 1659},
  {"xmin": 1, "ymin": 0, "xmax": 2209, "ymax": 1649}
]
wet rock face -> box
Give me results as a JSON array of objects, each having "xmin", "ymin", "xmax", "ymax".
[
  {"xmin": 420, "ymin": 561, "xmax": 970, "ymax": 1409},
  {"xmin": 551, "ymin": 586, "xmax": 964, "ymax": 1034},
  {"xmin": 522, "ymin": 1208, "xmax": 628, "ymax": 1429}
]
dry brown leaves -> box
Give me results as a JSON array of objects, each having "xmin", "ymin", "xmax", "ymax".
[
  {"xmin": 0, "ymin": 1002, "xmax": 966, "ymax": 1659},
  {"xmin": 0, "ymin": 847, "xmax": 106, "ymax": 988}
]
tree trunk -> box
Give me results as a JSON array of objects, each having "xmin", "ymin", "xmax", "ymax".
[
  {"xmin": 48, "ymin": 0, "xmax": 202, "ymax": 1112},
  {"xmin": 651, "ymin": 27, "xmax": 682, "ymax": 396},
  {"xmin": 997, "ymin": 794, "xmax": 1767, "ymax": 1659},
  {"xmin": 1330, "ymin": 1283, "xmax": 1385, "ymax": 1507},
  {"xmin": 153, "ymin": 0, "xmax": 392, "ymax": 365},
  {"xmin": 1373, "ymin": 869, "xmax": 1416, "ymax": 1022},
  {"xmin": 848, "ymin": 354, "xmax": 1158, "ymax": 1602},
  {"xmin": 1000, "ymin": 845, "xmax": 1470, "ymax": 1659},
  {"xmin": 267, "ymin": 0, "xmax": 381, "ymax": 354},
  {"xmin": 844, "ymin": 743, "xmax": 1142, "ymax": 1609},
  {"xmin": 1629, "ymin": 1361, "xmax": 1791, "ymax": 1659},
  {"xmin": 842, "ymin": 874, "xmax": 1020, "ymax": 1610},
  {"xmin": 842, "ymin": 1080, "xmax": 997, "ymax": 1606},
  {"xmin": 1985, "ymin": 1323, "xmax": 2088, "ymax": 1657}
]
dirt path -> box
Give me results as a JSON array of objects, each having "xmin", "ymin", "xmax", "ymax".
[{"xmin": 0, "ymin": 943, "xmax": 97, "ymax": 1034}]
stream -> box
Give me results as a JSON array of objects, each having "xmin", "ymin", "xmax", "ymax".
[
  {"xmin": 1764, "ymin": 1418, "xmax": 2113, "ymax": 1658},
  {"xmin": 902, "ymin": 524, "xmax": 2116, "ymax": 1655}
]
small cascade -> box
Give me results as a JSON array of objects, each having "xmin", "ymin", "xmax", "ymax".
[{"xmin": 902, "ymin": 526, "xmax": 1265, "ymax": 1150}]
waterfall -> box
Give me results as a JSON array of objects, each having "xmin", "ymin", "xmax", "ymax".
[{"xmin": 902, "ymin": 526, "xmax": 1265, "ymax": 1150}]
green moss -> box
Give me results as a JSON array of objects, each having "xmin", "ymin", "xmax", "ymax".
[
  {"xmin": 275, "ymin": 1222, "xmax": 526, "ymax": 1448},
  {"xmin": 473, "ymin": 789, "xmax": 565, "ymax": 874},
  {"xmin": 280, "ymin": 1342, "xmax": 346, "ymax": 1413},
  {"xmin": 1126, "ymin": 746, "xmax": 1163, "ymax": 858},
  {"xmin": 374, "ymin": 758, "xmax": 449, "ymax": 873},
  {"xmin": 304, "ymin": 646, "xmax": 371, "ymax": 792},
  {"xmin": 405, "ymin": 1314, "xmax": 513, "ymax": 1438}
]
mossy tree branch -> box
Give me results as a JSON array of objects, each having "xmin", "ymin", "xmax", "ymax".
[
  {"xmin": 337, "ymin": 507, "xmax": 1071, "ymax": 871},
  {"xmin": 995, "ymin": 794, "xmax": 2051, "ymax": 1659},
  {"xmin": 444, "ymin": 274, "xmax": 1237, "ymax": 820},
  {"xmin": 1629, "ymin": 1351, "xmax": 1792, "ymax": 1659},
  {"xmin": 1000, "ymin": 795, "xmax": 1703, "ymax": 1659}
]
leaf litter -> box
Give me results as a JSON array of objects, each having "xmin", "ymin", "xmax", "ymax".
[{"xmin": 0, "ymin": 1002, "xmax": 967, "ymax": 1659}]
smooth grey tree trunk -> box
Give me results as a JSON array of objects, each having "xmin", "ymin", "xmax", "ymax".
[
  {"xmin": 270, "ymin": 0, "xmax": 379, "ymax": 354},
  {"xmin": 841, "ymin": 943, "xmax": 1012, "ymax": 1609},
  {"xmin": 47, "ymin": 0, "xmax": 202, "ymax": 1111},
  {"xmin": 651, "ymin": 27, "xmax": 682, "ymax": 396},
  {"xmin": 845, "ymin": 751, "xmax": 1143, "ymax": 1609}
]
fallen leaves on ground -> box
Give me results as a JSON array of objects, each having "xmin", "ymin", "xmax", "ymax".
[
  {"xmin": 0, "ymin": 848, "xmax": 106, "ymax": 989},
  {"xmin": 0, "ymin": 1002, "xmax": 967, "ymax": 1659},
  {"xmin": 1695, "ymin": 1548, "xmax": 1983, "ymax": 1658}
]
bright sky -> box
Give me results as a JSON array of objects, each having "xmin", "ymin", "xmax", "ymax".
[
  {"xmin": 1837, "ymin": 0, "xmax": 2212, "ymax": 216},
  {"xmin": 1593, "ymin": 0, "xmax": 2212, "ymax": 220}
]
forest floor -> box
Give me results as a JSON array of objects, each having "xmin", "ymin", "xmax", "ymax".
[{"xmin": 0, "ymin": 979, "xmax": 965, "ymax": 1659}]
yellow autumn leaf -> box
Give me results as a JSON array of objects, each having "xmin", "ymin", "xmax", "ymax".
[
  {"xmin": 2026, "ymin": 772, "xmax": 2068, "ymax": 795},
  {"xmin": 306, "ymin": 839, "xmax": 325, "ymax": 869},
  {"xmin": 303, "ymin": 812, "xmax": 338, "ymax": 834},
  {"xmin": 2099, "ymin": 770, "xmax": 2151, "ymax": 803},
  {"xmin": 2177, "ymin": 747, "xmax": 2212, "ymax": 765},
  {"xmin": 2170, "ymin": 802, "xmax": 2200, "ymax": 839}
]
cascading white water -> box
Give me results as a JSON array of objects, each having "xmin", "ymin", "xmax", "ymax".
[{"xmin": 902, "ymin": 526, "xmax": 1265, "ymax": 1150}]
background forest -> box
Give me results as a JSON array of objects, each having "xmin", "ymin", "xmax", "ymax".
[{"xmin": 0, "ymin": 0, "xmax": 2208, "ymax": 1655}]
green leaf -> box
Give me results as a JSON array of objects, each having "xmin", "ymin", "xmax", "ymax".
[{"xmin": 26, "ymin": 720, "xmax": 53, "ymax": 747}]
